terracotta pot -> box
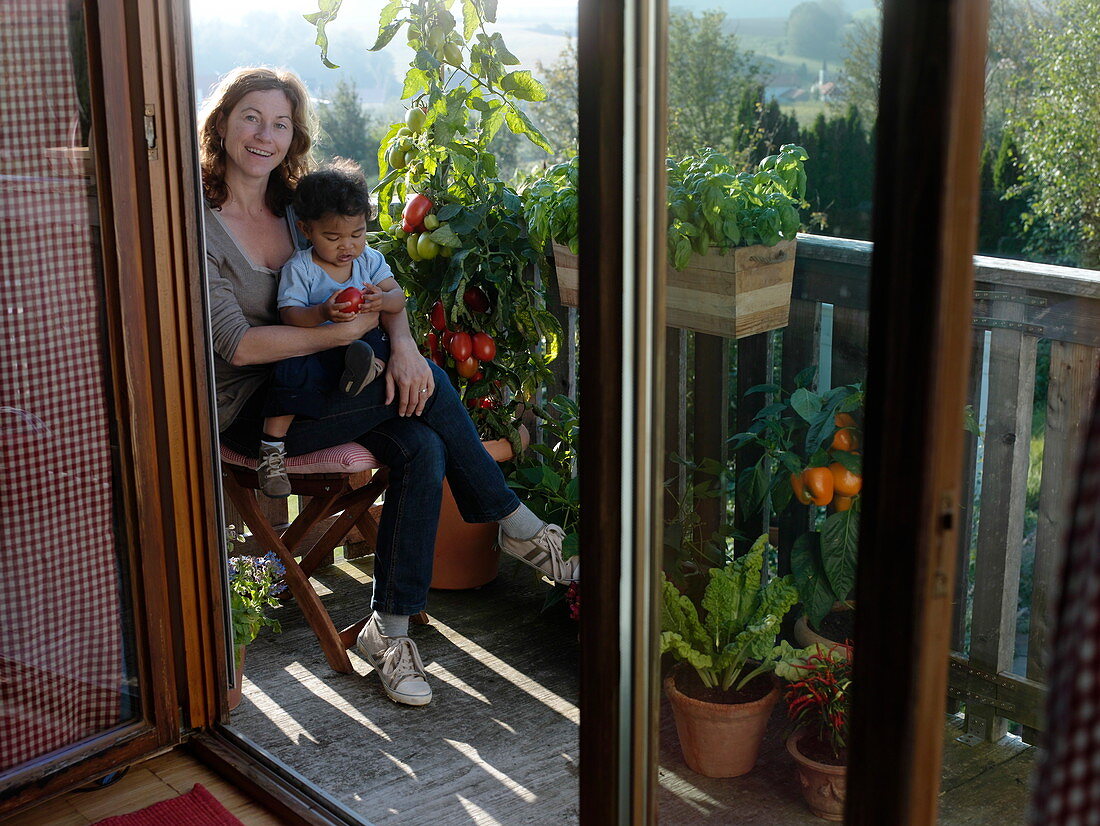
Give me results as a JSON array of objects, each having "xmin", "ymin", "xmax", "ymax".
[
  {"xmin": 663, "ymin": 663, "xmax": 780, "ymax": 778},
  {"xmin": 430, "ymin": 428, "xmax": 528, "ymax": 590},
  {"xmin": 793, "ymin": 602, "xmax": 853, "ymax": 657},
  {"xmin": 787, "ymin": 728, "xmax": 847, "ymax": 821},
  {"xmin": 227, "ymin": 646, "xmax": 245, "ymax": 711}
]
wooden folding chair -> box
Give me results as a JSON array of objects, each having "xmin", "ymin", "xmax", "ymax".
[{"xmin": 219, "ymin": 443, "xmax": 389, "ymax": 674}]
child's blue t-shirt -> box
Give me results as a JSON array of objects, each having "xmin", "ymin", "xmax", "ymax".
[{"xmin": 277, "ymin": 247, "xmax": 395, "ymax": 314}]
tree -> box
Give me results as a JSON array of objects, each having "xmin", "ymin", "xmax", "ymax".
[
  {"xmin": 315, "ymin": 78, "xmax": 383, "ymax": 183},
  {"xmin": 667, "ymin": 10, "xmax": 763, "ymax": 160},
  {"xmin": 533, "ymin": 40, "xmax": 578, "ymax": 160},
  {"xmin": 835, "ymin": 3, "xmax": 881, "ymax": 126},
  {"xmin": 786, "ymin": 1, "xmax": 848, "ymax": 62},
  {"xmin": 1011, "ymin": 0, "xmax": 1100, "ymax": 266}
]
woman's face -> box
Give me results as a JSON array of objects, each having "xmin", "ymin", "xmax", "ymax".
[{"xmin": 218, "ymin": 89, "xmax": 294, "ymax": 183}]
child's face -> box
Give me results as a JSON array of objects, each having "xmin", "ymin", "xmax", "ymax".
[{"xmin": 300, "ymin": 213, "xmax": 368, "ymax": 268}]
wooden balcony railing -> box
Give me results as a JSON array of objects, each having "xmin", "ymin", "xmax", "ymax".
[{"xmin": 653, "ymin": 233, "xmax": 1100, "ymax": 744}]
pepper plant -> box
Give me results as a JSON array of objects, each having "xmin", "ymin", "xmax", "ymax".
[
  {"xmin": 773, "ymin": 640, "xmax": 853, "ymax": 760},
  {"xmin": 728, "ymin": 372, "xmax": 864, "ymax": 628},
  {"xmin": 307, "ymin": 0, "xmax": 561, "ymax": 447}
]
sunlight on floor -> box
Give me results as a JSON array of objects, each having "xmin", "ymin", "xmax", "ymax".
[
  {"xmin": 445, "ymin": 739, "xmax": 538, "ymax": 802},
  {"xmin": 283, "ymin": 660, "xmax": 390, "ymax": 741},
  {"xmin": 241, "ymin": 676, "xmax": 318, "ymax": 746},
  {"xmin": 430, "ymin": 616, "xmax": 580, "ymax": 724}
]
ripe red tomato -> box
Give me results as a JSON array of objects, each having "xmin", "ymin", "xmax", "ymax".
[
  {"xmin": 335, "ymin": 286, "xmax": 363, "ymax": 313},
  {"xmin": 456, "ymin": 356, "xmax": 480, "ymax": 379},
  {"xmin": 471, "ymin": 370, "xmax": 484, "ymax": 382},
  {"xmin": 448, "ymin": 331, "xmax": 473, "ymax": 362},
  {"xmin": 442, "ymin": 330, "xmax": 454, "ymax": 350},
  {"xmin": 426, "ymin": 331, "xmax": 439, "ymax": 358},
  {"xmin": 430, "ymin": 300, "xmax": 447, "ymax": 331},
  {"xmin": 401, "ymin": 217, "xmax": 418, "ymax": 234},
  {"xmin": 476, "ymin": 396, "xmax": 495, "ymax": 408},
  {"xmin": 471, "ymin": 332, "xmax": 496, "ymax": 362},
  {"xmin": 463, "ymin": 286, "xmax": 490, "ymax": 313}
]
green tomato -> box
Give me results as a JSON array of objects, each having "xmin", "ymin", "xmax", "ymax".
[
  {"xmin": 396, "ymin": 137, "xmax": 414, "ymax": 153},
  {"xmin": 405, "ymin": 108, "xmax": 427, "ymax": 132},
  {"xmin": 442, "ymin": 43, "xmax": 462, "ymax": 66},
  {"xmin": 392, "ymin": 225, "xmax": 408, "ymax": 240},
  {"xmin": 406, "ymin": 233, "xmax": 422, "ymax": 261},
  {"xmin": 396, "ymin": 127, "xmax": 413, "ymax": 138},
  {"xmin": 387, "ymin": 147, "xmax": 407, "ymax": 169},
  {"xmin": 440, "ymin": 245, "xmax": 454, "ymax": 258},
  {"xmin": 416, "ymin": 234, "xmax": 440, "ymax": 260},
  {"xmin": 426, "ymin": 28, "xmax": 445, "ymax": 51},
  {"xmin": 423, "ymin": 213, "xmax": 440, "ymax": 231}
]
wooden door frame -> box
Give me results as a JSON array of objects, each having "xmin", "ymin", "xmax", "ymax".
[
  {"xmin": 0, "ymin": 0, "xmax": 226, "ymax": 814},
  {"xmin": 848, "ymin": 0, "xmax": 989, "ymax": 822}
]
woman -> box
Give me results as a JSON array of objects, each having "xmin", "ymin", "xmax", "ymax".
[{"xmin": 200, "ymin": 67, "xmax": 578, "ymax": 707}]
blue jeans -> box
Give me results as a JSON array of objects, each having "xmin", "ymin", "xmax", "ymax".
[{"xmin": 221, "ymin": 360, "xmax": 520, "ymax": 615}]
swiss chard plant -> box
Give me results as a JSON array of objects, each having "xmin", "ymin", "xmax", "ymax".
[
  {"xmin": 522, "ymin": 144, "xmax": 808, "ymax": 270},
  {"xmin": 729, "ymin": 372, "xmax": 864, "ymax": 628},
  {"xmin": 307, "ymin": 0, "xmax": 561, "ymax": 446},
  {"xmin": 660, "ymin": 534, "xmax": 799, "ymax": 692}
]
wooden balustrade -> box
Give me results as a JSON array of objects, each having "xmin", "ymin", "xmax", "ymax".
[{"xmin": 552, "ymin": 233, "xmax": 1099, "ymax": 743}]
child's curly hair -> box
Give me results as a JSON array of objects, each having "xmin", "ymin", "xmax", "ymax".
[{"xmin": 293, "ymin": 159, "xmax": 375, "ymax": 223}]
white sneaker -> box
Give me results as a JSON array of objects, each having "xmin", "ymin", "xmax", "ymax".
[
  {"xmin": 497, "ymin": 523, "xmax": 580, "ymax": 584},
  {"xmin": 356, "ymin": 616, "xmax": 432, "ymax": 706},
  {"xmin": 257, "ymin": 441, "xmax": 291, "ymax": 498}
]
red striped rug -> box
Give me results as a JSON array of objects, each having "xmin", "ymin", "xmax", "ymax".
[{"xmin": 92, "ymin": 783, "xmax": 244, "ymax": 826}]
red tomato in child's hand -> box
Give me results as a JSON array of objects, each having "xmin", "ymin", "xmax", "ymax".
[
  {"xmin": 471, "ymin": 332, "xmax": 496, "ymax": 361},
  {"xmin": 430, "ymin": 300, "xmax": 447, "ymax": 331},
  {"xmin": 335, "ymin": 286, "xmax": 363, "ymax": 313},
  {"xmin": 456, "ymin": 356, "xmax": 480, "ymax": 379},
  {"xmin": 448, "ymin": 332, "xmax": 473, "ymax": 362}
]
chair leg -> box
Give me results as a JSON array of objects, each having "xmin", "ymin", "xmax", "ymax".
[{"xmin": 224, "ymin": 471, "xmax": 354, "ymax": 674}]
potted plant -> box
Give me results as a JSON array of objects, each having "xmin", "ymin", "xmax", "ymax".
[
  {"xmin": 308, "ymin": 1, "xmax": 563, "ymax": 587},
  {"xmin": 774, "ymin": 641, "xmax": 852, "ymax": 821},
  {"xmin": 523, "ymin": 145, "xmax": 809, "ymax": 340},
  {"xmin": 507, "ymin": 394, "xmax": 580, "ymax": 602},
  {"xmin": 226, "ymin": 538, "xmax": 286, "ymax": 710},
  {"xmin": 729, "ymin": 374, "xmax": 864, "ymax": 645},
  {"xmin": 660, "ymin": 534, "xmax": 799, "ymax": 778}
]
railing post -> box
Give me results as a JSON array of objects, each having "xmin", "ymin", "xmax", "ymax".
[
  {"xmin": 692, "ymin": 332, "xmax": 729, "ymax": 545},
  {"xmin": 967, "ymin": 292, "xmax": 1037, "ymax": 741},
  {"xmin": 1023, "ymin": 340, "xmax": 1099, "ymax": 742}
]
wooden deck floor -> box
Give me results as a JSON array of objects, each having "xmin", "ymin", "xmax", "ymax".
[{"xmin": 231, "ymin": 554, "xmax": 1036, "ymax": 825}]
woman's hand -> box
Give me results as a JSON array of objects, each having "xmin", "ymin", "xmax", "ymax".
[{"xmin": 386, "ymin": 340, "xmax": 434, "ymax": 416}]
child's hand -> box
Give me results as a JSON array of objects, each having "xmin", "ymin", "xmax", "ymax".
[
  {"xmin": 359, "ymin": 283, "xmax": 385, "ymax": 314},
  {"xmin": 323, "ymin": 290, "xmax": 359, "ymax": 323}
]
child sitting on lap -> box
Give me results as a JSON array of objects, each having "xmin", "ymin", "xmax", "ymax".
[{"xmin": 258, "ymin": 160, "xmax": 405, "ymax": 497}]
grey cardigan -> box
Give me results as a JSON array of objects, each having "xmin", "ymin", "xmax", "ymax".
[{"xmin": 204, "ymin": 204, "xmax": 301, "ymax": 431}]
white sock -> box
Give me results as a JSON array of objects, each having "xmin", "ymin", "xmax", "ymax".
[
  {"xmin": 499, "ymin": 504, "xmax": 543, "ymax": 540},
  {"xmin": 373, "ymin": 611, "xmax": 409, "ymax": 638},
  {"xmin": 260, "ymin": 438, "xmax": 284, "ymax": 450}
]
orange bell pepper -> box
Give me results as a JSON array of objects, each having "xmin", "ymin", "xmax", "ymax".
[
  {"xmin": 790, "ymin": 472, "xmax": 814, "ymax": 505},
  {"xmin": 801, "ymin": 466, "xmax": 834, "ymax": 507},
  {"xmin": 828, "ymin": 462, "xmax": 863, "ymax": 497}
]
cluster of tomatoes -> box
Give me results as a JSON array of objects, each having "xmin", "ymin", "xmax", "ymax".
[
  {"xmin": 394, "ymin": 191, "xmax": 455, "ymax": 262},
  {"xmin": 790, "ymin": 413, "xmax": 863, "ymax": 512},
  {"xmin": 426, "ymin": 288, "xmax": 497, "ymax": 385}
]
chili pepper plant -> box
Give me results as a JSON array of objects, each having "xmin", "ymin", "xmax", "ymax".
[
  {"xmin": 307, "ymin": 0, "xmax": 561, "ymax": 449},
  {"xmin": 728, "ymin": 371, "xmax": 864, "ymax": 628},
  {"xmin": 773, "ymin": 640, "xmax": 853, "ymax": 762}
]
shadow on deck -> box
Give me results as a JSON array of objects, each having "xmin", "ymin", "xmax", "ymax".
[{"xmin": 231, "ymin": 555, "xmax": 1035, "ymax": 824}]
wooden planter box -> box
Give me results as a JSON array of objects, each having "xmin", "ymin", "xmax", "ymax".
[{"xmin": 551, "ymin": 239, "xmax": 796, "ymax": 339}]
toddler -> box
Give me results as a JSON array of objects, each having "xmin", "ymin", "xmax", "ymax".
[{"xmin": 258, "ymin": 161, "xmax": 405, "ymax": 497}]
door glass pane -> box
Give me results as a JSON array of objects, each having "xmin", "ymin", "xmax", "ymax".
[
  {"xmin": 944, "ymin": 2, "xmax": 1099, "ymax": 823},
  {"xmin": 658, "ymin": 1, "xmax": 867, "ymax": 820},
  {"xmin": 0, "ymin": 0, "xmax": 141, "ymax": 774},
  {"xmin": 191, "ymin": 0, "xmax": 581, "ymax": 820}
]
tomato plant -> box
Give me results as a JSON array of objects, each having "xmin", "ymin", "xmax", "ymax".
[{"xmin": 308, "ymin": 0, "xmax": 562, "ymax": 448}]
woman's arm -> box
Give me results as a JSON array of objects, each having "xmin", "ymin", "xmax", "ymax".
[
  {"xmin": 231, "ymin": 314, "xmax": 377, "ymax": 366},
  {"xmin": 381, "ymin": 307, "xmax": 435, "ymax": 416}
]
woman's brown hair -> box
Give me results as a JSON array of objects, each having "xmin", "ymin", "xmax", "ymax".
[{"xmin": 198, "ymin": 67, "xmax": 316, "ymax": 214}]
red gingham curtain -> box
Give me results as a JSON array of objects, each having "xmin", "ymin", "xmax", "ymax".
[
  {"xmin": 0, "ymin": 0, "xmax": 125, "ymax": 771},
  {"xmin": 1030, "ymin": 363, "xmax": 1100, "ymax": 823}
]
